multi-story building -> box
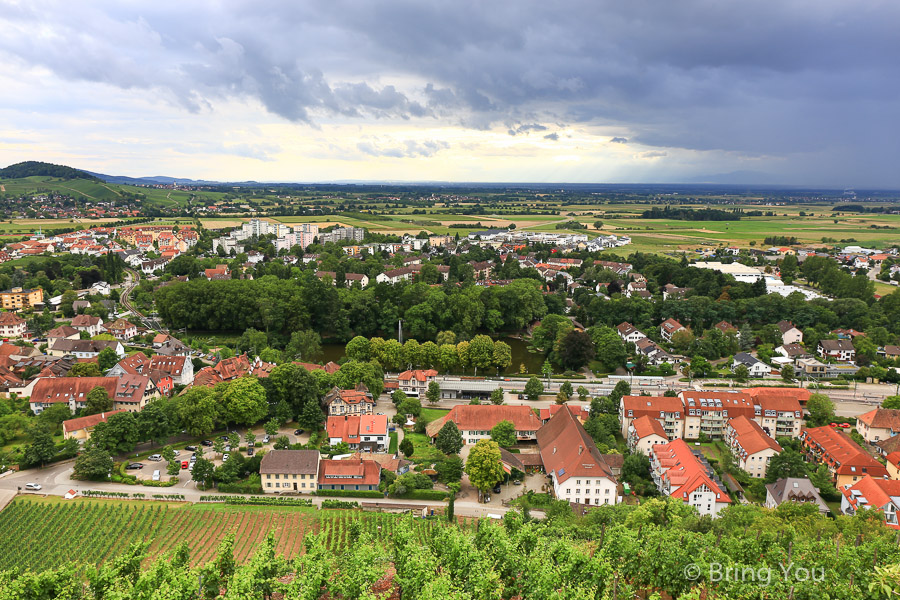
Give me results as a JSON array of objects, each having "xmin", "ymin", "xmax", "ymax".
[
  {"xmin": 765, "ymin": 477, "xmax": 829, "ymax": 514},
  {"xmin": 650, "ymin": 439, "xmax": 731, "ymax": 517},
  {"xmin": 620, "ymin": 395, "xmax": 685, "ymax": 440},
  {"xmin": 841, "ymin": 476, "xmax": 900, "ymax": 529},
  {"xmin": 70, "ymin": 314, "xmax": 104, "ymax": 336},
  {"xmin": 660, "ymin": 318, "xmax": 686, "ymax": 343},
  {"xmin": 537, "ymin": 406, "xmax": 619, "ymax": 506},
  {"xmin": 627, "ymin": 415, "xmax": 669, "ymax": 455},
  {"xmin": 621, "ymin": 388, "xmax": 807, "ymax": 442},
  {"xmin": 681, "ymin": 390, "xmax": 757, "ymax": 440},
  {"xmin": 800, "ymin": 426, "xmax": 889, "ymax": 487},
  {"xmin": 317, "ymin": 458, "xmax": 380, "ymax": 492},
  {"xmin": 855, "ymin": 408, "xmax": 900, "ymax": 444},
  {"xmin": 427, "ymin": 405, "xmax": 542, "ymax": 445},
  {"xmin": 326, "ymin": 414, "xmax": 388, "ymax": 452},
  {"xmin": 260, "ymin": 449, "xmax": 319, "ymax": 494},
  {"xmin": 616, "ymin": 322, "xmax": 647, "ymax": 344},
  {"xmin": 817, "ymin": 339, "xmax": 856, "ymax": 363},
  {"xmin": 319, "ymin": 226, "xmax": 365, "ymax": 244},
  {"xmin": 724, "ymin": 416, "xmax": 781, "ymax": 478},
  {"xmin": 0, "ymin": 287, "xmax": 43, "ymax": 310},
  {"xmin": 0, "ymin": 312, "xmax": 27, "ymax": 338},
  {"xmin": 29, "ymin": 376, "xmax": 120, "ymax": 414},
  {"xmin": 102, "ymin": 318, "xmax": 137, "ymax": 341},
  {"xmin": 325, "ymin": 385, "xmax": 375, "ymax": 416},
  {"xmin": 397, "ymin": 369, "xmax": 438, "ymax": 397}
]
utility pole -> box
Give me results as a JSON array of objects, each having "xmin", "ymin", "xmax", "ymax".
[{"xmin": 398, "ymin": 319, "xmax": 403, "ymax": 345}]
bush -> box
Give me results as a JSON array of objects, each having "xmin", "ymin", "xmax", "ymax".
[
  {"xmin": 218, "ymin": 480, "xmax": 263, "ymax": 494},
  {"xmin": 314, "ymin": 489, "xmax": 383, "ymax": 498},
  {"xmin": 141, "ymin": 478, "xmax": 179, "ymax": 487}
]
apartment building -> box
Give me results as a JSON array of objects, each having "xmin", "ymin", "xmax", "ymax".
[
  {"xmin": 724, "ymin": 416, "xmax": 781, "ymax": 478},
  {"xmin": 650, "ymin": 439, "xmax": 731, "ymax": 517}
]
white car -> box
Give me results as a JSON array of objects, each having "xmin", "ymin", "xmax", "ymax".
[
  {"xmin": 24, "ymin": 483, "xmax": 41, "ymax": 491},
  {"xmin": 222, "ymin": 453, "xmax": 230, "ymax": 462}
]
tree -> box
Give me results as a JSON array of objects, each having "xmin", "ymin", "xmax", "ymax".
[
  {"xmin": 436, "ymin": 455, "xmax": 463, "ymax": 483},
  {"xmin": 274, "ymin": 399, "xmax": 293, "ymax": 424},
  {"xmin": 492, "ymin": 341, "xmax": 512, "ymax": 374},
  {"xmin": 781, "ymin": 364, "xmax": 795, "ymax": 383},
  {"xmin": 219, "ymin": 378, "xmax": 268, "ymax": 427},
  {"xmin": 273, "ymin": 435, "xmax": 290, "ymax": 450},
  {"xmin": 67, "ymin": 362, "xmax": 102, "ymax": 378},
  {"xmin": 765, "ymin": 449, "xmax": 808, "ymax": 483},
  {"xmin": 297, "ymin": 401, "xmax": 324, "ymax": 432},
  {"xmin": 228, "ymin": 432, "xmax": 240, "ymax": 450},
  {"xmin": 102, "ymin": 411, "xmax": 140, "ymax": 454},
  {"xmin": 425, "ymin": 381, "xmax": 441, "ymax": 405},
  {"xmin": 560, "ymin": 381, "xmax": 573, "ymax": 400},
  {"xmin": 556, "ymin": 330, "xmax": 594, "ymax": 371},
  {"xmin": 98, "ymin": 347, "xmax": 119, "ymax": 372},
  {"xmin": 73, "ymin": 447, "xmax": 113, "ymax": 480},
  {"xmin": 489, "ymin": 387, "xmax": 504, "ymax": 405},
  {"xmin": 467, "ymin": 335, "xmax": 495, "ymax": 376},
  {"xmin": 435, "ymin": 421, "xmax": 464, "ymax": 455},
  {"xmin": 391, "ymin": 390, "xmax": 407, "ymax": 407},
  {"xmin": 399, "ymin": 437, "xmax": 414, "ymax": 458},
  {"xmin": 733, "ymin": 364, "xmax": 750, "ymax": 383},
  {"xmin": 264, "ymin": 418, "xmax": 280, "ymax": 436},
  {"xmin": 576, "ymin": 385, "xmax": 590, "ymax": 402},
  {"xmin": 213, "ymin": 438, "xmax": 226, "ymax": 457},
  {"xmin": 137, "ymin": 401, "xmax": 171, "ymax": 446},
  {"xmin": 177, "ymin": 387, "xmax": 218, "ymax": 437},
  {"xmin": 608, "ymin": 380, "xmax": 631, "ymax": 406},
  {"xmin": 882, "ymin": 396, "xmax": 900, "ymax": 410},
  {"xmin": 490, "ymin": 420, "xmax": 517, "ymax": 448},
  {"xmin": 398, "ymin": 397, "xmax": 422, "ymax": 418},
  {"xmin": 245, "ymin": 431, "xmax": 256, "ymax": 447},
  {"xmin": 24, "ymin": 425, "xmax": 57, "ymax": 468},
  {"xmin": 167, "ymin": 457, "xmax": 181, "ymax": 477},
  {"xmin": 806, "ymin": 393, "xmax": 835, "ymax": 427},
  {"xmin": 84, "ymin": 386, "xmax": 112, "ymax": 416},
  {"xmin": 465, "ymin": 439, "xmax": 504, "ymax": 495},
  {"xmin": 688, "ymin": 355, "xmax": 712, "ymax": 378},
  {"xmin": 192, "ymin": 456, "xmax": 215, "ymax": 488},
  {"xmin": 344, "ymin": 336, "xmax": 372, "ymax": 362},
  {"xmin": 555, "ymin": 390, "xmax": 569, "ymax": 405},
  {"xmin": 524, "ymin": 377, "xmax": 543, "ymax": 401}
]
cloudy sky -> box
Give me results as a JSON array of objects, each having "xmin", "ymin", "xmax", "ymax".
[{"xmin": 1, "ymin": 1, "xmax": 898, "ymax": 186}]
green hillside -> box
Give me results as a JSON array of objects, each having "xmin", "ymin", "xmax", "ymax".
[{"xmin": 0, "ymin": 160, "xmax": 100, "ymax": 181}]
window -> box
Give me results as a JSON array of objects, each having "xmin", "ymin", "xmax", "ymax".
[
  {"xmin": 266, "ymin": 483, "xmax": 272, "ymax": 488},
  {"xmin": 275, "ymin": 474, "xmax": 280, "ymax": 480},
  {"xmin": 566, "ymin": 489, "xmax": 571, "ymax": 494}
]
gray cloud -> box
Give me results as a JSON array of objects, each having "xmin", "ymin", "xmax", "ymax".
[
  {"xmin": 507, "ymin": 123, "xmax": 547, "ymax": 136},
  {"xmin": 610, "ymin": 137, "xmax": 627, "ymax": 144},
  {"xmin": 543, "ymin": 132, "xmax": 559, "ymax": 141},
  {"xmin": 0, "ymin": 1, "xmax": 898, "ymax": 184},
  {"xmin": 357, "ymin": 139, "xmax": 449, "ymax": 158}
]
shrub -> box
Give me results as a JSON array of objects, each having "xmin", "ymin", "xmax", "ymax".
[
  {"xmin": 321, "ymin": 499, "xmax": 359, "ymax": 509},
  {"xmin": 141, "ymin": 478, "xmax": 179, "ymax": 488}
]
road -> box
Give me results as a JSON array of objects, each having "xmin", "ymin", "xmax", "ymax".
[{"xmin": 121, "ymin": 268, "xmax": 166, "ymax": 331}]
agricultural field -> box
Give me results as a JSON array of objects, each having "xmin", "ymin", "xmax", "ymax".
[{"xmin": 0, "ymin": 497, "xmax": 461, "ymax": 572}]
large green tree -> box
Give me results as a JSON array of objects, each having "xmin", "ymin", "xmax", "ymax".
[
  {"xmin": 524, "ymin": 377, "xmax": 543, "ymax": 401},
  {"xmin": 73, "ymin": 447, "xmax": 113, "ymax": 481},
  {"xmin": 435, "ymin": 421, "xmax": 464, "ymax": 455},
  {"xmin": 84, "ymin": 386, "xmax": 113, "ymax": 416},
  {"xmin": 219, "ymin": 377, "xmax": 269, "ymax": 427},
  {"xmin": 464, "ymin": 439, "xmax": 505, "ymax": 495},
  {"xmin": 490, "ymin": 420, "xmax": 517, "ymax": 448}
]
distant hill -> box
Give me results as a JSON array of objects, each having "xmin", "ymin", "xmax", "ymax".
[
  {"xmin": 84, "ymin": 171, "xmax": 223, "ymax": 186},
  {"xmin": 0, "ymin": 161, "xmax": 102, "ymax": 182}
]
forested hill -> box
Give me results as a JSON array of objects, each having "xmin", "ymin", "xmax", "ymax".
[{"xmin": 0, "ymin": 161, "xmax": 101, "ymax": 182}]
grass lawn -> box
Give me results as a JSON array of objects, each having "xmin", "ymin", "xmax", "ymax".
[
  {"xmin": 419, "ymin": 407, "xmax": 450, "ymax": 424},
  {"xmin": 388, "ymin": 432, "xmax": 398, "ymax": 454},
  {"xmin": 403, "ymin": 432, "xmax": 445, "ymax": 462}
]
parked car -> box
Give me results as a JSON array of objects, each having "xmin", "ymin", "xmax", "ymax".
[
  {"xmin": 201, "ymin": 440, "xmax": 213, "ymax": 447},
  {"xmin": 293, "ymin": 429, "xmax": 304, "ymax": 435},
  {"xmin": 247, "ymin": 447, "xmax": 255, "ymax": 456},
  {"xmin": 517, "ymin": 394, "xmax": 524, "ymax": 400},
  {"xmin": 24, "ymin": 483, "xmax": 41, "ymax": 491},
  {"xmin": 171, "ymin": 450, "xmax": 181, "ymax": 457},
  {"xmin": 492, "ymin": 484, "xmax": 502, "ymax": 494},
  {"xmin": 190, "ymin": 454, "xmax": 198, "ymax": 462},
  {"xmin": 262, "ymin": 435, "xmax": 270, "ymax": 443},
  {"xmin": 224, "ymin": 445, "xmax": 231, "ymax": 452},
  {"xmin": 152, "ymin": 470, "xmax": 161, "ymax": 481},
  {"xmin": 181, "ymin": 460, "xmax": 189, "ymax": 470},
  {"xmin": 222, "ymin": 453, "xmax": 230, "ymax": 462},
  {"xmin": 125, "ymin": 463, "xmax": 144, "ymax": 470},
  {"xmin": 148, "ymin": 454, "xmax": 162, "ymax": 461},
  {"xmin": 184, "ymin": 445, "xmax": 197, "ymax": 451}
]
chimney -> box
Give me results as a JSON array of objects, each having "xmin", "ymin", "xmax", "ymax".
[
  {"xmin": 578, "ymin": 445, "xmax": 583, "ymax": 455},
  {"xmin": 344, "ymin": 415, "xmax": 348, "ymax": 421}
]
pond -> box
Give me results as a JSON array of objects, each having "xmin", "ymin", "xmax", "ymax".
[{"xmin": 319, "ymin": 335, "xmax": 547, "ymax": 375}]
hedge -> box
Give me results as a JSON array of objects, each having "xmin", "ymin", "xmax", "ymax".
[
  {"xmin": 394, "ymin": 489, "xmax": 449, "ymax": 501},
  {"xmin": 199, "ymin": 495, "xmax": 314, "ymax": 507},
  {"xmin": 314, "ymin": 489, "xmax": 383, "ymax": 498},
  {"xmin": 321, "ymin": 499, "xmax": 359, "ymax": 509},
  {"xmin": 141, "ymin": 477, "xmax": 179, "ymax": 487},
  {"xmin": 218, "ymin": 481, "xmax": 263, "ymax": 494}
]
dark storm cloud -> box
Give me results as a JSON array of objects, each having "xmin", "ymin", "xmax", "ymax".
[{"xmin": 1, "ymin": 1, "xmax": 899, "ymax": 184}]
